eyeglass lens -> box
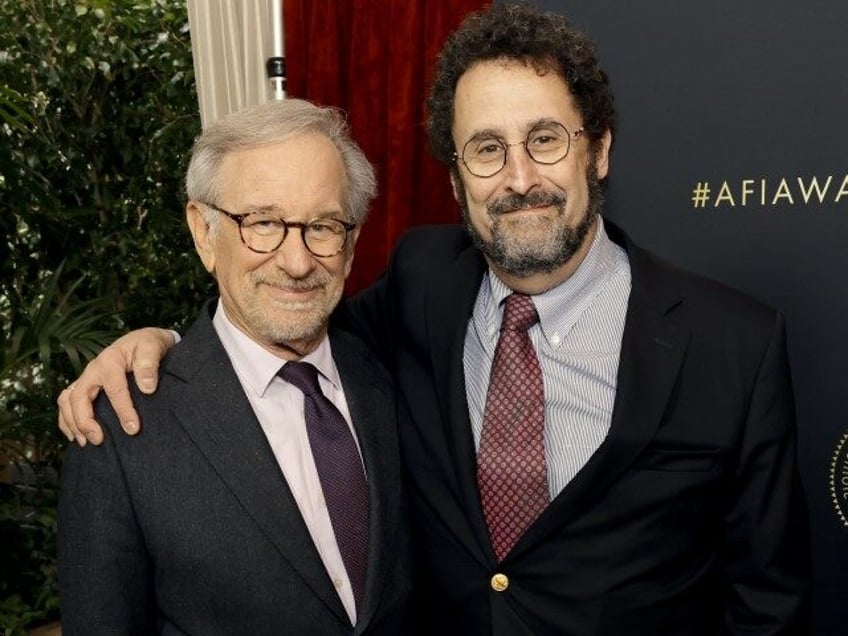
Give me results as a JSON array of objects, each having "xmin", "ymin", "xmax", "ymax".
[{"xmin": 461, "ymin": 122, "xmax": 576, "ymax": 178}]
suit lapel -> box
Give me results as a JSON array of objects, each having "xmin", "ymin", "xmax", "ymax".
[
  {"xmin": 419, "ymin": 223, "xmax": 692, "ymax": 564},
  {"xmin": 164, "ymin": 307, "xmax": 349, "ymax": 624},
  {"xmin": 425, "ymin": 244, "xmax": 494, "ymax": 562},
  {"xmin": 329, "ymin": 329, "xmax": 402, "ymax": 631},
  {"xmin": 510, "ymin": 223, "xmax": 691, "ymax": 560}
]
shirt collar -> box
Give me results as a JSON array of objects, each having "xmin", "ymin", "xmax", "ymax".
[
  {"xmin": 486, "ymin": 216, "xmax": 622, "ymax": 344},
  {"xmin": 212, "ymin": 300, "xmax": 340, "ymax": 397}
]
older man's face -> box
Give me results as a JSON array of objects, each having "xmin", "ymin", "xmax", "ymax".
[
  {"xmin": 188, "ymin": 132, "xmax": 357, "ymax": 358},
  {"xmin": 451, "ymin": 59, "xmax": 611, "ymax": 287}
]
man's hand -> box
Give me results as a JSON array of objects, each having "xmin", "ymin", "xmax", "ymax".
[{"xmin": 57, "ymin": 328, "xmax": 177, "ymax": 446}]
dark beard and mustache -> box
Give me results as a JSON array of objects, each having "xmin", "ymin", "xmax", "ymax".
[{"xmin": 457, "ymin": 165, "xmax": 605, "ymax": 278}]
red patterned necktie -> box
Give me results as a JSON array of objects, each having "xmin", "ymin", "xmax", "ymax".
[
  {"xmin": 279, "ymin": 361, "xmax": 369, "ymax": 610},
  {"xmin": 477, "ymin": 293, "xmax": 549, "ymax": 562}
]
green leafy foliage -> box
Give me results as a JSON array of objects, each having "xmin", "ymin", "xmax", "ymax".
[{"xmin": 0, "ymin": 0, "xmax": 210, "ymax": 629}]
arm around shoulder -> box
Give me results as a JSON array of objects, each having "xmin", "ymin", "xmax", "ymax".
[{"xmin": 57, "ymin": 327, "xmax": 177, "ymax": 445}]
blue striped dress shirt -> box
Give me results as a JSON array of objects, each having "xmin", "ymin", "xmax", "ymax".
[{"xmin": 464, "ymin": 217, "xmax": 632, "ymax": 497}]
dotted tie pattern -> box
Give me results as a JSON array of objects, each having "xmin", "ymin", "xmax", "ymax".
[
  {"xmin": 279, "ymin": 361, "xmax": 369, "ymax": 610},
  {"xmin": 477, "ymin": 293, "xmax": 549, "ymax": 562}
]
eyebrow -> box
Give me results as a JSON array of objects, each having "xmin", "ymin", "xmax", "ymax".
[
  {"xmin": 240, "ymin": 203, "xmax": 285, "ymax": 215},
  {"xmin": 465, "ymin": 128, "xmax": 503, "ymax": 143},
  {"xmin": 529, "ymin": 117, "xmax": 570, "ymax": 132},
  {"xmin": 464, "ymin": 118, "xmax": 569, "ymax": 143},
  {"xmin": 239, "ymin": 203, "xmax": 346, "ymax": 220}
]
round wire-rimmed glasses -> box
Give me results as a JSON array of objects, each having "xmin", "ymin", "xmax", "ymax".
[
  {"xmin": 205, "ymin": 203, "xmax": 356, "ymax": 257},
  {"xmin": 454, "ymin": 122, "xmax": 584, "ymax": 178}
]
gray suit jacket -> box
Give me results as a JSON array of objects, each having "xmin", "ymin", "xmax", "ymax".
[{"xmin": 59, "ymin": 301, "xmax": 411, "ymax": 635}]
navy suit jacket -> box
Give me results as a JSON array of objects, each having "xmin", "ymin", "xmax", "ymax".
[
  {"xmin": 345, "ymin": 221, "xmax": 810, "ymax": 635},
  {"xmin": 59, "ymin": 301, "xmax": 411, "ymax": 635}
]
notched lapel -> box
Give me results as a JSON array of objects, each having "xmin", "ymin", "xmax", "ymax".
[
  {"xmin": 600, "ymin": 288, "xmax": 690, "ymax": 472},
  {"xmin": 509, "ymin": 245, "xmax": 691, "ymax": 561},
  {"xmin": 424, "ymin": 245, "xmax": 494, "ymax": 562},
  {"xmin": 330, "ymin": 329, "xmax": 402, "ymax": 630},
  {"xmin": 165, "ymin": 311, "xmax": 350, "ymax": 625}
]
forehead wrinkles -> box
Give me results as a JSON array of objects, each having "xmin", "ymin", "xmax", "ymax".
[
  {"xmin": 218, "ymin": 150, "xmax": 346, "ymax": 217},
  {"xmin": 453, "ymin": 60, "xmax": 578, "ymax": 135}
]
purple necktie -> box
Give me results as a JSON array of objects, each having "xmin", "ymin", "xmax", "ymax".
[
  {"xmin": 279, "ymin": 361, "xmax": 369, "ymax": 609},
  {"xmin": 477, "ymin": 293, "xmax": 549, "ymax": 562}
]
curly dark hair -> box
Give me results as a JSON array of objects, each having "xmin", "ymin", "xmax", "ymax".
[{"xmin": 426, "ymin": 3, "xmax": 616, "ymax": 168}]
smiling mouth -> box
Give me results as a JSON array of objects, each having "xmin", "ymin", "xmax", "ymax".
[
  {"xmin": 498, "ymin": 203, "xmax": 555, "ymax": 217},
  {"xmin": 489, "ymin": 191, "xmax": 566, "ymax": 217},
  {"xmin": 262, "ymin": 282, "xmax": 322, "ymax": 300}
]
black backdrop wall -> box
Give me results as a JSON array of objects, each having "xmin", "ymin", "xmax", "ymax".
[{"xmin": 522, "ymin": 0, "xmax": 847, "ymax": 632}]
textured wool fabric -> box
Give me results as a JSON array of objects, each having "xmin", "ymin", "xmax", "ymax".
[{"xmin": 477, "ymin": 293, "xmax": 549, "ymax": 562}]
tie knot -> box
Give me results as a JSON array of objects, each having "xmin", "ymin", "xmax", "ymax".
[
  {"xmin": 501, "ymin": 293, "xmax": 538, "ymax": 333},
  {"xmin": 278, "ymin": 361, "xmax": 321, "ymax": 396}
]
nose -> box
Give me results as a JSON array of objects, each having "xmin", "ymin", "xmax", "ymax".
[
  {"xmin": 502, "ymin": 143, "xmax": 542, "ymax": 196},
  {"xmin": 273, "ymin": 227, "xmax": 316, "ymax": 278}
]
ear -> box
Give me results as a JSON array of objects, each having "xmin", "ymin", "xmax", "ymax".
[
  {"xmin": 449, "ymin": 170, "xmax": 463, "ymax": 203},
  {"xmin": 343, "ymin": 226, "xmax": 361, "ymax": 279},
  {"xmin": 593, "ymin": 129, "xmax": 613, "ymax": 180},
  {"xmin": 186, "ymin": 201, "xmax": 216, "ymax": 274}
]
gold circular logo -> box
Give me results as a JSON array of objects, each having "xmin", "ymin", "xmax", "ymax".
[{"xmin": 829, "ymin": 432, "xmax": 848, "ymax": 527}]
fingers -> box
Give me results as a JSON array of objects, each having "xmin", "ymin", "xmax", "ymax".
[
  {"xmin": 94, "ymin": 344, "xmax": 142, "ymax": 437},
  {"xmin": 68, "ymin": 379, "xmax": 107, "ymax": 445},
  {"xmin": 100, "ymin": 370, "xmax": 141, "ymax": 437},
  {"xmin": 57, "ymin": 379, "xmax": 104, "ymax": 446},
  {"xmin": 58, "ymin": 383, "xmax": 90, "ymax": 446},
  {"xmin": 55, "ymin": 327, "xmax": 174, "ymax": 446},
  {"xmin": 129, "ymin": 328, "xmax": 172, "ymax": 395},
  {"xmin": 62, "ymin": 346, "xmax": 135, "ymax": 445}
]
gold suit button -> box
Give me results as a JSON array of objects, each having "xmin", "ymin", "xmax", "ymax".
[{"xmin": 490, "ymin": 573, "xmax": 509, "ymax": 592}]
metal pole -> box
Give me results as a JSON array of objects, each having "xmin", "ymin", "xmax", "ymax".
[{"xmin": 267, "ymin": 0, "xmax": 286, "ymax": 100}]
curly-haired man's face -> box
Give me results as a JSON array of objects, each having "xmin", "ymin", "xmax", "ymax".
[{"xmin": 451, "ymin": 59, "xmax": 611, "ymax": 292}]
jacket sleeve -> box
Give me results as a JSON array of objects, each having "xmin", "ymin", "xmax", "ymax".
[
  {"xmin": 58, "ymin": 405, "xmax": 155, "ymax": 635},
  {"xmin": 721, "ymin": 313, "xmax": 811, "ymax": 634}
]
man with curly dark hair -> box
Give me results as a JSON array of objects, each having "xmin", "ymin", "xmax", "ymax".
[
  {"xmin": 60, "ymin": 4, "xmax": 810, "ymax": 634},
  {"xmin": 426, "ymin": 3, "xmax": 616, "ymax": 294},
  {"xmin": 426, "ymin": 3, "xmax": 616, "ymax": 167}
]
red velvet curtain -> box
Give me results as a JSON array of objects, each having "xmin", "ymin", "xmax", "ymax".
[{"xmin": 284, "ymin": 0, "xmax": 488, "ymax": 293}]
